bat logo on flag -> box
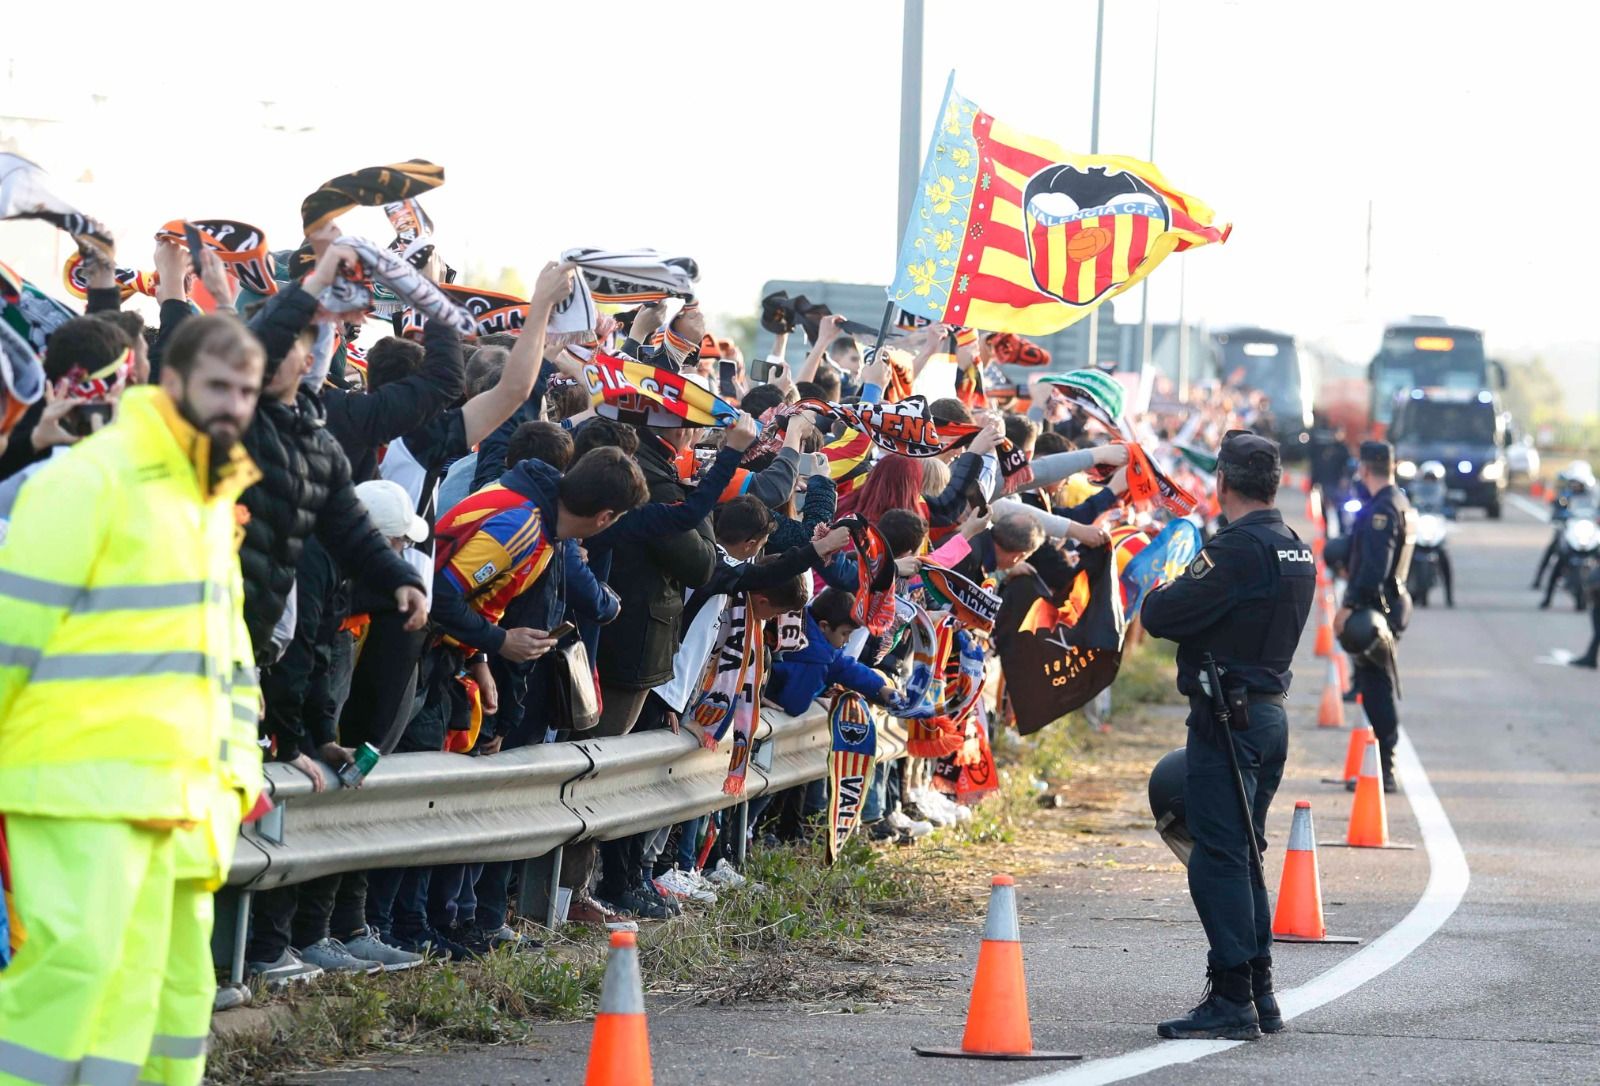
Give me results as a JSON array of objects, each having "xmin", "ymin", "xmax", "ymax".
[{"xmin": 1023, "ymin": 165, "xmax": 1169, "ymax": 307}]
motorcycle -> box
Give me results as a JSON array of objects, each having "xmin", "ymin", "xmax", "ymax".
[
  {"xmin": 1407, "ymin": 512, "xmax": 1451, "ymax": 607},
  {"xmin": 1558, "ymin": 507, "xmax": 1600, "ymax": 612}
]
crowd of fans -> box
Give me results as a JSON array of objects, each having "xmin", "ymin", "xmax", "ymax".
[{"xmin": 0, "ymin": 202, "xmax": 1269, "ymax": 1013}]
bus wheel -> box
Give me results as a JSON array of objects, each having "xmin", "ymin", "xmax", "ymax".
[{"xmin": 1486, "ymin": 500, "xmax": 1502, "ymax": 520}]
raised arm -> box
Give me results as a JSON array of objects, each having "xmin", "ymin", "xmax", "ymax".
[{"xmin": 460, "ymin": 261, "xmax": 574, "ymax": 448}]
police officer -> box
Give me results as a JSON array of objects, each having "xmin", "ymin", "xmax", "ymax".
[
  {"xmin": 1141, "ymin": 430, "xmax": 1316, "ymax": 1041},
  {"xmin": 1334, "ymin": 440, "xmax": 1415, "ymax": 792}
]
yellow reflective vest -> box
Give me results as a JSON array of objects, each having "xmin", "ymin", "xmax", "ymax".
[{"xmin": 0, "ymin": 386, "xmax": 264, "ymax": 876}]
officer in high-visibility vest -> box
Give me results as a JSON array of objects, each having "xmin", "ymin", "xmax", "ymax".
[{"xmin": 0, "ymin": 314, "xmax": 266, "ymax": 1086}]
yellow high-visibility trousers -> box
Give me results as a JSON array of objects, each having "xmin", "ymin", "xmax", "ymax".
[{"xmin": 0, "ymin": 815, "xmax": 215, "ymax": 1086}]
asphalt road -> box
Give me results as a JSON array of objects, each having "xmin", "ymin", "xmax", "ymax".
[{"xmin": 290, "ymin": 496, "xmax": 1600, "ymax": 1085}]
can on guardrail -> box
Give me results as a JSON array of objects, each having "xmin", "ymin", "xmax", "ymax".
[{"xmin": 338, "ymin": 743, "xmax": 381, "ymax": 788}]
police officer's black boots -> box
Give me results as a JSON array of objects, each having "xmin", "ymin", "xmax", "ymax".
[
  {"xmin": 1157, "ymin": 963, "xmax": 1261, "ymax": 1040},
  {"xmin": 1250, "ymin": 956, "xmax": 1283, "ymax": 1033}
]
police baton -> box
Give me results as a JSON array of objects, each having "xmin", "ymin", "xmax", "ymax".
[{"xmin": 1201, "ymin": 652, "xmax": 1265, "ymax": 889}]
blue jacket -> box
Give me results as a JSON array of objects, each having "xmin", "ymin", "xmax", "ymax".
[{"xmin": 767, "ymin": 611, "xmax": 889, "ymax": 717}]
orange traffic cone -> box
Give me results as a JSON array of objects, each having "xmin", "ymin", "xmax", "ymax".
[
  {"xmin": 1272, "ymin": 802, "xmax": 1360, "ymax": 944},
  {"xmin": 585, "ymin": 932, "xmax": 652, "ymax": 1086},
  {"xmin": 1341, "ymin": 723, "xmax": 1373, "ymax": 785},
  {"xmin": 1530, "ymin": 480, "xmax": 1545, "ymax": 500},
  {"xmin": 1318, "ymin": 733, "xmax": 1412, "ymax": 851},
  {"xmin": 1317, "ymin": 657, "xmax": 1344, "ymax": 728},
  {"xmin": 914, "ymin": 876, "xmax": 1081, "ymax": 1062},
  {"xmin": 1333, "ymin": 650, "xmax": 1349, "ymax": 693},
  {"xmin": 1313, "ymin": 592, "xmax": 1335, "ymax": 657}
]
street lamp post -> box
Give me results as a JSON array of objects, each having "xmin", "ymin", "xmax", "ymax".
[{"xmin": 1085, "ymin": 0, "xmax": 1106, "ymax": 368}]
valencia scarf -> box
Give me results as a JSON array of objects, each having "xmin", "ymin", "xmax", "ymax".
[
  {"xmin": 820, "ymin": 428, "xmax": 874, "ymax": 497},
  {"xmin": 340, "ymin": 237, "xmax": 476, "ymax": 337},
  {"xmin": 548, "ymin": 248, "xmax": 700, "ymax": 348},
  {"xmin": 835, "ymin": 514, "xmax": 897, "ymax": 635},
  {"xmin": 0, "ymin": 260, "xmax": 75, "ymax": 358},
  {"xmin": 825, "ymin": 692, "xmax": 877, "ymax": 864},
  {"xmin": 62, "ymin": 254, "xmax": 157, "ymax": 302},
  {"xmin": 398, "ymin": 283, "xmax": 528, "ymax": 340},
  {"xmin": 301, "ymin": 159, "xmax": 444, "ymax": 235},
  {"xmin": 0, "ymin": 154, "xmax": 114, "ymax": 264},
  {"xmin": 154, "ymin": 220, "xmax": 278, "ymax": 297},
  {"xmin": 1084, "ymin": 441, "xmax": 1199, "ymax": 516},
  {"xmin": 0, "ymin": 321, "xmax": 45, "ymax": 433},
  {"xmin": 384, "ymin": 198, "xmax": 435, "ymax": 266},
  {"xmin": 578, "ymin": 349, "xmax": 739, "ymax": 429},
  {"xmin": 796, "ymin": 395, "xmax": 977, "ymax": 459},
  {"xmin": 686, "ymin": 593, "xmax": 767, "ymax": 794},
  {"xmin": 917, "ymin": 560, "xmax": 1002, "ymax": 633},
  {"xmin": 742, "ymin": 403, "xmax": 800, "ymax": 464}
]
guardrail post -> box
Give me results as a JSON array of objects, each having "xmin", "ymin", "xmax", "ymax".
[
  {"xmin": 516, "ymin": 847, "xmax": 564, "ymax": 929},
  {"xmin": 211, "ymin": 887, "xmax": 253, "ymax": 984},
  {"xmin": 733, "ymin": 802, "xmax": 749, "ymax": 866}
]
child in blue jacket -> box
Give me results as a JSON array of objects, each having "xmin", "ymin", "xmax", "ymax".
[{"xmin": 766, "ymin": 588, "xmax": 898, "ymax": 716}]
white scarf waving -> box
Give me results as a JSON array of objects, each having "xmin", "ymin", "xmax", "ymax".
[{"xmin": 549, "ymin": 248, "xmax": 699, "ymax": 346}]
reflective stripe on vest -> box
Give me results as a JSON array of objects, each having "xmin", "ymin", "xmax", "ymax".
[
  {"xmin": 31, "ymin": 651, "xmax": 210, "ymax": 682},
  {"xmin": 0, "ymin": 570, "xmax": 216, "ymax": 613}
]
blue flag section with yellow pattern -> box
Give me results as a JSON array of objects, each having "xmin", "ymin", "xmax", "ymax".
[
  {"xmin": 1121, "ymin": 519, "xmax": 1203, "ymax": 619},
  {"xmin": 826, "ymin": 693, "xmax": 878, "ymax": 864}
]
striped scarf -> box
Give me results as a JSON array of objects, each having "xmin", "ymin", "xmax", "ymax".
[
  {"xmin": 687, "ymin": 595, "xmax": 767, "ymax": 794},
  {"xmin": 825, "ymin": 693, "xmax": 877, "ymax": 864}
]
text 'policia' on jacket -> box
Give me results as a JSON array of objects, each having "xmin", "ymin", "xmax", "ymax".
[
  {"xmin": 1141, "ymin": 508, "xmax": 1317, "ymax": 697},
  {"xmin": 0, "ymin": 386, "xmax": 265, "ymax": 849}
]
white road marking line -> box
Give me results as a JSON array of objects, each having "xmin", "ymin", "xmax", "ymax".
[
  {"xmin": 1504, "ymin": 492, "xmax": 1551, "ymax": 523},
  {"xmin": 1019, "ymin": 727, "xmax": 1469, "ymax": 1086}
]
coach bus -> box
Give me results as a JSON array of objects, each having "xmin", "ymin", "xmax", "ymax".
[
  {"xmin": 1209, "ymin": 326, "xmax": 1316, "ymax": 451},
  {"xmin": 1367, "ymin": 319, "xmax": 1504, "ymax": 433}
]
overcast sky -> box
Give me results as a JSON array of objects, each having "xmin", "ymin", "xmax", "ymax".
[{"xmin": 3, "ymin": 0, "xmax": 1597, "ymax": 391}]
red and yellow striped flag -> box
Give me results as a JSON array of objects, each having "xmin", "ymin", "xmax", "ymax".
[{"xmin": 889, "ymin": 74, "xmax": 1230, "ymax": 335}]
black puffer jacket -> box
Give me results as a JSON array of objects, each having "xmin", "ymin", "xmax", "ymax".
[
  {"xmin": 594, "ymin": 433, "xmax": 717, "ymax": 689},
  {"xmin": 239, "ymin": 391, "xmax": 422, "ymax": 663}
]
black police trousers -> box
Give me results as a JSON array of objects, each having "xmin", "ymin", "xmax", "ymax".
[
  {"xmin": 1353, "ymin": 658, "xmax": 1398, "ymax": 778},
  {"xmin": 1185, "ymin": 698, "xmax": 1288, "ymax": 970}
]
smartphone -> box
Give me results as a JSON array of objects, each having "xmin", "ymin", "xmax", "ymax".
[
  {"xmin": 717, "ymin": 359, "xmax": 739, "ymax": 399},
  {"xmin": 183, "ymin": 223, "xmax": 206, "ymax": 277},
  {"xmin": 547, "ymin": 621, "xmax": 576, "ymax": 640}
]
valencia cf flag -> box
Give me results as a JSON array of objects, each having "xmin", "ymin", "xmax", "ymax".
[
  {"xmin": 888, "ymin": 75, "xmax": 1229, "ymax": 336},
  {"xmin": 994, "ymin": 548, "xmax": 1126, "ymax": 735}
]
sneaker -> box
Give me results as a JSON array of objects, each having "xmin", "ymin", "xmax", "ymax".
[
  {"xmin": 643, "ymin": 876, "xmax": 681, "ymax": 914},
  {"xmin": 296, "ymin": 937, "xmax": 383, "ymax": 975},
  {"xmin": 886, "ymin": 810, "xmax": 933, "ymax": 839},
  {"xmin": 566, "ymin": 894, "xmax": 638, "ymax": 932},
  {"xmin": 658, "ymin": 867, "xmax": 717, "ymax": 904},
  {"xmin": 903, "ymin": 791, "xmax": 951, "ymax": 827},
  {"xmin": 468, "ymin": 922, "xmax": 538, "ymax": 951},
  {"xmin": 343, "ymin": 927, "xmax": 425, "ymax": 972},
  {"xmin": 916, "ymin": 789, "xmax": 962, "ymax": 826},
  {"xmin": 213, "ymin": 983, "xmax": 251, "ymax": 1012},
  {"xmin": 953, "ymin": 803, "xmax": 973, "ymax": 825},
  {"xmin": 867, "ymin": 819, "xmax": 898, "ymax": 842},
  {"xmin": 246, "ymin": 948, "xmax": 324, "ymax": 988},
  {"xmin": 392, "ymin": 925, "xmax": 474, "ymax": 962},
  {"xmin": 704, "ymin": 858, "xmax": 747, "ymax": 889},
  {"xmin": 448, "ymin": 924, "xmax": 497, "ymax": 956},
  {"xmin": 612, "ymin": 887, "xmax": 671, "ymax": 920},
  {"xmin": 1570, "ymin": 654, "xmax": 1598, "ymax": 670},
  {"xmin": 1383, "ymin": 775, "xmax": 1398, "ymax": 794}
]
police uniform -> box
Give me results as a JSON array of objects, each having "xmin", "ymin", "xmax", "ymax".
[
  {"xmin": 1342, "ymin": 444, "xmax": 1415, "ymax": 783},
  {"xmin": 1140, "ymin": 431, "xmax": 1316, "ymax": 1039}
]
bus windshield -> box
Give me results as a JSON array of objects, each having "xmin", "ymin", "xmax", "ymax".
[
  {"xmin": 1371, "ymin": 329, "xmax": 1486, "ymax": 424},
  {"xmin": 1391, "ymin": 400, "xmax": 1496, "ymax": 445},
  {"xmin": 1216, "ymin": 335, "xmax": 1301, "ymax": 410}
]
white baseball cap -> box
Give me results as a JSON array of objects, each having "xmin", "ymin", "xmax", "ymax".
[{"xmin": 355, "ymin": 479, "xmax": 429, "ymax": 543}]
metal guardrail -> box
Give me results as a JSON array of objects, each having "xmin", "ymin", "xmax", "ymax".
[{"xmin": 229, "ymin": 704, "xmax": 908, "ymax": 892}]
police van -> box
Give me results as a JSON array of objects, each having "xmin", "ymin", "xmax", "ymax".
[{"xmin": 1389, "ymin": 388, "xmax": 1508, "ymax": 518}]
